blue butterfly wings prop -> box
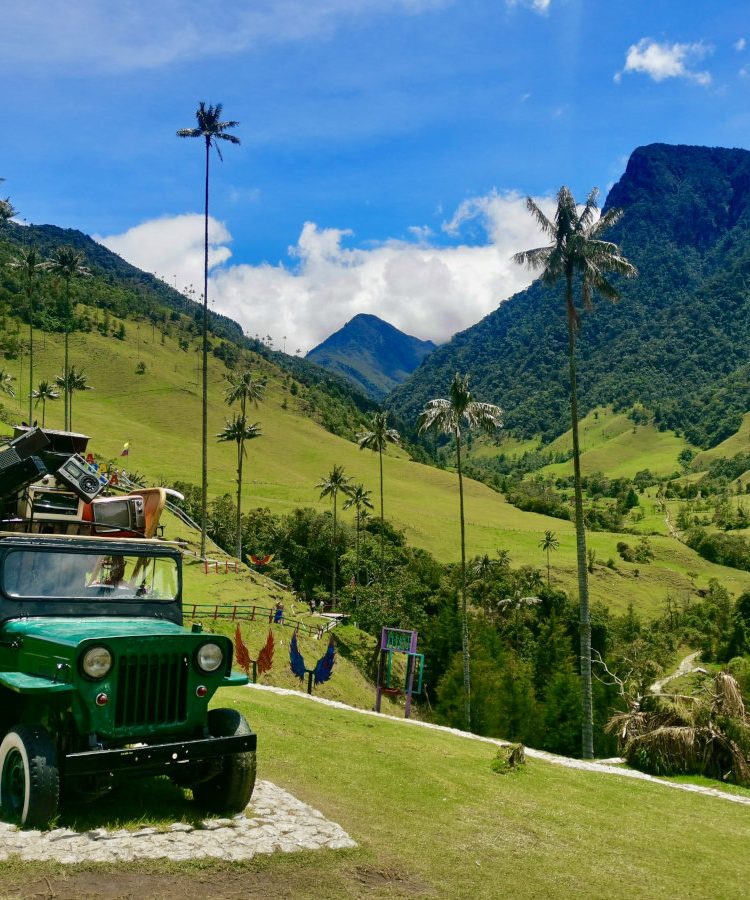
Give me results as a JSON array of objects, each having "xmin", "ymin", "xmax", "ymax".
[
  {"xmin": 313, "ymin": 637, "xmax": 336, "ymax": 686},
  {"xmin": 290, "ymin": 633, "xmax": 336, "ymax": 691},
  {"xmin": 290, "ymin": 632, "xmax": 308, "ymax": 681}
]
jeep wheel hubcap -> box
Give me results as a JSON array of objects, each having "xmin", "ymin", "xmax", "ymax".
[{"xmin": 2, "ymin": 750, "xmax": 25, "ymax": 813}]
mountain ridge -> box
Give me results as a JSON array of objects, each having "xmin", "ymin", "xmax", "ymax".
[
  {"xmin": 388, "ymin": 143, "xmax": 750, "ymax": 449},
  {"xmin": 306, "ymin": 313, "xmax": 436, "ymax": 400}
]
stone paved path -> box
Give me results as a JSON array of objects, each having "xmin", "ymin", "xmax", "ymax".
[{"xmin": 0, "ymin": 781, "xmax": 356, "ymax": 863}]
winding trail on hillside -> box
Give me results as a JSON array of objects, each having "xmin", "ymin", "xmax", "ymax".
[
  {"xmin": 650, "ymin": 651, "xmax": 702, "ymax": 694},
  {"xmin": 247, "ymin": 682, "xmax": 750, "ymax": 809}
]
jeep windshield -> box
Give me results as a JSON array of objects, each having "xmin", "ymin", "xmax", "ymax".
[{"xmin": 1, "ymin": 550, "xmax": 178, "ymax": 602}]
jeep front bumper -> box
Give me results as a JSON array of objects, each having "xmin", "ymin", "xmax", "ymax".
[{"xmin": 64, "ymin": 732, "xmax": 257, "ymax": 777}]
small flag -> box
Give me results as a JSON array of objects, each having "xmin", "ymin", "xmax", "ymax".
[{"xmin": 120, "ymin": 442, "xmax": 129, "ymax": 457}]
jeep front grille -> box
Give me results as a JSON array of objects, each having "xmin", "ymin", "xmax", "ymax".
[{"xmin": 115, "ymin": 653, "xmax": 189, "ymax": 728}]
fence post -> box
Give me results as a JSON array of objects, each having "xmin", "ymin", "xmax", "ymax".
[
  {"xmin": 213, "ymin": 605, "xmax": 218, "ymax": 620},
  {"xmin": 231, "ymin": 605, "xmax": 236, "ymax": 621},
  {"xmin": 251, "ymin": 606, "xmax": 256, "ymax": 621}
]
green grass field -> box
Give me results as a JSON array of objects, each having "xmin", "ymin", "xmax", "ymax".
[
  {"xmin": 3, "ymin": 320, "xmax": 750, "ymax": 618},
  {"xmin": 694, "ymin": 412, "xmax": 750, "ymax": 468},
  {"xmin": 3, "ymin": 688, "xmax": 749, "ymax": 898},
  {"xmin": 539, "ymin": 408, "xmax": 694, "ymax": 479}
]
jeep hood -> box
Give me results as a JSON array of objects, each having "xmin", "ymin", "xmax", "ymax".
[{"xmin": 2, "ymin": 617, "xmax": 189, "ymax": 647}]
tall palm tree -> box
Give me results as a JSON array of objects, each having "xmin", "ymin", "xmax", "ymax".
[
  {"xmin": 56, "ymin": 366, "xmax": 92, "ymax": 432},
  {"xmin": 9, "ymin": 248, "xmax": 46, "ymax": 423},
  {"xmin": 32, "ymin": 380, "xmax": 59, "ymax": 427},
  {"xmin": 343, "ymin": 483, "xmax": 374, "ymax": 595},
  {"xmin": 0, "ymin": 201, "xmax": 16, "ymax": 226},
  {"xmin": 0, "ymin": 180, "xmax": 16, "ymax": 226},
  {"xmin": 357, "ymin": 412, "xmax": 400, "ymax": 587},
  {"xmin": 224, "ymin": 370, "xmax": 265, "ymax": 559},
  {"xmin": 47, "ymin": 247, "xmax": 90, "ymax": 431},
  {"xmin": 538, "ymin": 530, "xmax": 559, "ymax": 587},
  {"xmin": 178, "ymin": 102, "xmax": 240, "ymax": 560},
  {"xmin": 316, "ymin": 464, "xmax": 352, "ymax": 608},
  {"xmin": 514, "ymin": 186, "xmax": 637, "ymax": 758},
  {"xmin": 217, "ymin": 414, "xmax": 262, "ymax": 561},
  {"xmin": 225, "ymin": 370, "xmax": 265, "ymax": 420},
  {"xmin": 0, "ymin": 369, "xmax": 16, "ymax": 399},
  {"xmin": 418, "ymin": 372, "xmax": 502, "ymax": 732}
]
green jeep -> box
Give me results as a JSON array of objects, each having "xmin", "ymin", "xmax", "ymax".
[{"xmin": 0, "ymin": 532, "xmax": 256, "ymax": 828}]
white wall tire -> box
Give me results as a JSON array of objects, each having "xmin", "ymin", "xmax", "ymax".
[{"xmin": 0, "ymin": 725, "xmax": 59, "ymax": 828}]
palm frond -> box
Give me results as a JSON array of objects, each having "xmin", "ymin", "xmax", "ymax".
[
  {"xmin": 512, "ymin": 246, "xmax": 552, "ymax": 271},
  {"xmin": 524, "ymin": 197, "xmax": 555, "ymax": 238}
]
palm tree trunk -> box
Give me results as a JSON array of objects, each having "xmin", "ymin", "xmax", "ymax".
[
  {"xmin": 566, "ymin": 272, "xmax": 594, "ymax": 759},
  {"xmin": 546, "ymin": 549, "xmax": 551, "ymax": 587},
  {"xmin": 41, "ymin": 398, "xmax": 45, "ymax": 428},
  {"xmin": 63, "ymin": 280, "xmax": 69, "ymax": 431},
  {"xmin": 354, "ymin": 507, "xmax": 360, "ymax": 602},
  {"xmin": 235, "ymin": 438, "xmax": 243, "ymax": 561},
  {"xmin": 28, "ymin": 317, "xmax": 33, "ymax": 426},
  {"xmin": 455, "ymin": 434, "xmax": 471, "ymax": 732},
  {"xmin": 379, "ymin": 448, "xmax": 385, "ymax": 586},
  {"xmin": 200, "ymin": 136, "xmax": 210, "ymax": 560},
  {"xmin": 332, "ymin": 493, "xmax": 337, "ymax": 609}
]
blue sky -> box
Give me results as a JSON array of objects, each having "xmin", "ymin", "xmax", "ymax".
[{"xmin": 3, "ymin": 0, "xmax": 749, "ymax": 351}]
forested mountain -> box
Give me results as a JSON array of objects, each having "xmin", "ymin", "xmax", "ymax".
[
  {"xmin": 0, "ymin": 220, "xmax": 377, "ymax": 438},
  {"xmin": 307, "ymin": 313, "xmax": 436, "ymax": 400},
  {"xmin": 389, "ymin": 144, "xmax": 750, "ymax": 449}
]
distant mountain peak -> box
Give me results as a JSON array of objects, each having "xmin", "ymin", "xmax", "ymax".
[{"xmin": 306, "ymin": 314, "xmax": 436, "ymax": 401}]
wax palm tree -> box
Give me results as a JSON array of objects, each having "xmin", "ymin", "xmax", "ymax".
[
  {"xmin": 223, "ymin": 371, "xmax": 264, "ymax": 560},
  {"xmin": 357, "ymin": 412, "xmax": 400, "ymax": 587},
  {"xmin": 418, "ymin": 373, "xmax": 502, "ymax": 731},
  {"xmin": 343, "ymin": 483, "xmax": 374, "ymax": 595},
  {"xmin": 56, "ymin": 366, "xmax": 92, "ymax": 432},
  {"xmin": 32, "ymin": 380, "xmax": 60, "ymax": 427},
  {"xmin": 9, "ymin": 247, "xmax": 46, "ymax": 423},
  {"xmin": 0, "ymin": 369, "xmax": 16, "ymax": 399},
  {"xmin": 217, "ymin": 414, "xmax": 262, "ymax": 561},
  {"xmin": 316, "ymin": 465, "xmax": 352, "ymax": 608},
  {"xmin": 514, "ymin": 186, "xmax": 637, "ymax": 758},
  {"xmin": 178, "ymin": 102, "xmax": 240, "ymax": 560},
  {"xmin": 0, "ymin": 199, "xmax": 16, "ymax": 226},
  {"xmin": 47, "ymin": 247, "xmax": 90, "ymax": 431},
  {"xmin": 538, "ymin": 530, "xmax": 559, "ymax": 587},
  {"xmin": 225, "ymin": 370, "xmax": 265, "ymax": 419}
]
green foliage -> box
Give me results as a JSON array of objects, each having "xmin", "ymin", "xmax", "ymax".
[
  {"xmin": 686, "ymin": 529, "xmax": 750, "ymax": 573},
  {"xmin": 391, "ymin": 145, "xmax": 750, "ymax": 450}
]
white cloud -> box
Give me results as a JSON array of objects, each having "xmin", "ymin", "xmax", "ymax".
[
  {"xmin": 97, "ymin": 191, "xmax": 557, "ymax": 353},
  {"xmin": 615, "ymin": 38, "xmax": 712, "ymax": 86},
  {"xmin": 735, "ymin": 38, "xmax": 746, "ymax": 52},
  {"xmin": 506, "ymin": 0, "xmax": 551, "ymax": 14},
  {"xmin": 2, "ymin": 0, "xmax": 450, "ymax": 73},
  {"xmin": 96, "ymin": 214, "xmax": 233, "ymax": 291}
]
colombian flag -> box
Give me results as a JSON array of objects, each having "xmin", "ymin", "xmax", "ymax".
[{"xmin": 120, "ymin": 442, "xmax": 129, "ymax": 457}]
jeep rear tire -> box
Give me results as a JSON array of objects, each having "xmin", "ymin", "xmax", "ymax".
[
  {"xmin": 192, "ymin": 708, "xmax": 256, "ymax": 814},
  {"xmin": 0, "ymin": 724, "xmax": 59, "ymax": 828}
]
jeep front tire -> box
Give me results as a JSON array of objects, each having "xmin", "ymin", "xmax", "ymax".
[
  {"xmin": 192, "ymin": 708, "xmax": 256, "ymax": 814},
  {"xmin": 0, "ymin": 724, "xmax": 60, "ymax": 828}
]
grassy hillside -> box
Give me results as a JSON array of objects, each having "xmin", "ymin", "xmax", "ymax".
[
  {"xmin": 6, "ymin": 688, "xmax": 748, "ymax": 898},
  {"xmin": 539, "ymin": 408, "xmax": 694, "ymax": 480},
  {"xmin": 3, "ymin": 316, "xmax": 750, "ymax": 617},
  {"xmin": 693, "ymin": 411, "xmax": 750, "ymax": 468}
]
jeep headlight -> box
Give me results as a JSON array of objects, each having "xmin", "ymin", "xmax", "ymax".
[
  {"xmin": 196, "ymin": 642, "xmax": 224, "ymax": 673},
  {"xmin": 82, "ymin": 646, "xmax": 113, "ymax": 680}
]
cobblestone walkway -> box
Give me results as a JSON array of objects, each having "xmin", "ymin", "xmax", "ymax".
[{"xmin": 0, "ymin": 781, "xmax": 356, "ymax": 863}]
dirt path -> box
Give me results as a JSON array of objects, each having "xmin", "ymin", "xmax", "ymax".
[{"xmin": 650, "ymin": 650, "xmax": 702, "ymax": 694}]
